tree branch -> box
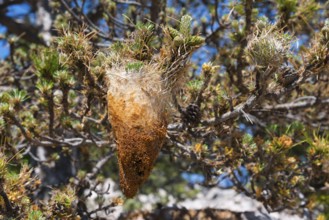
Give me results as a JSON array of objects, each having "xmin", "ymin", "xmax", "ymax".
[
  {"xmin": 263, "ymin": 97, "xmax": 329, "ymax": 111},
  {"xmin": 0, "ymin": 14, "xmax": 46, "ymax": 45}
]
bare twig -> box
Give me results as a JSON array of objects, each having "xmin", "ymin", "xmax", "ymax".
[
  {"xmin": 87, "ymin": 153, "xmax": 114, "ymax": 179},
  {"xmin": 263, "ymin": 97, "xmax": 329, "ymax": 110},
  {"xmin": 201, "ymin": 93, "xmax": 259, "ymax": 126},
  {"xmin": 113, "ymin": 0, "xmax": 142, "ymax": 6},
  {"xmin": 59, "ymin": 0, "xmax": 123, "ymax": 41}
]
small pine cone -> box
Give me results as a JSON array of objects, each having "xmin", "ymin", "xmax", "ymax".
[
  {"xmin": 182, "ymin": 103, "xmax": 201, "ymax": 124},
  {"xmin": 278, "ymin": 66, "xmax": 298, "ymax": 86}
]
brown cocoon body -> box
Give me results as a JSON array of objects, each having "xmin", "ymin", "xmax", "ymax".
[{"xmin": 107, "ymin": 69, "xmax": 168, "ymax": 197}]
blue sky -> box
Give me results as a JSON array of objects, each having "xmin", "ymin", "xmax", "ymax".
[
  {"xmin": 0, "ymin": 26, "xmax": 9, "ymax": 60},
  {"xmin": 0, "ymin": 2, "xmax": 31, "ymax": 60}
]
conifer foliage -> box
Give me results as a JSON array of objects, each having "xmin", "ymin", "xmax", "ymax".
[{"xmin": 0, "ymin": 0, "xmax": 329, "ymax": 219}]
